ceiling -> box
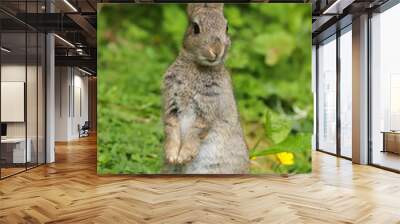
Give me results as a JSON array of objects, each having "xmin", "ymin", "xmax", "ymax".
[
  {"xmin": 311, "ymin": 0, "xmax": 390, "ymax": 43},
  {"xmin": 1, "ymin": 0, "xmax": 396, "ymax": 73},
  {"xmin": 0, "ymin": 0, "xmax": 97, "ymax": 74}
]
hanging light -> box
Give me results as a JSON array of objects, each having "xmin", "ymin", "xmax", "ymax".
[
  {"xmin": 78, "ymin": 67, "xmax": 93, "ymax": 76},
  {"xmin": 63, "ymin": 0, "xmax": 78, "ymax": 12},
  {"xmin": 1, "ymin": 47, "xmax": 11, "ymax": 53},
  {"xmin": 54, "ymin": 34, "xmax": 75, "ymax": 48}
]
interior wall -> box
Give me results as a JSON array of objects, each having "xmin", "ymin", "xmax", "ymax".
[
  {"xmin": 1, "ymin": 65, "xmax": 29, "ymax": 138},
  {"xmin": 1, "ymin": 63, "xmax": 45, "ymax": 167},
  {"xmin": 72, "ymin": 72, "xmax": 89, "ymax": 138},
  {"xmin": 88, "ymin": 77, "xmax": 97, "ymax": 132},
  {"xmin": 55, "ymin": 67, "xmax": 70, "ymax": 141},
  {"xmin": 55, "ymin": 67, "xmax": 89, "ymax": 141}
]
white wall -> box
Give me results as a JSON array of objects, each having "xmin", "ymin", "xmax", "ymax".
[
  {"xmin": 1, "ymin": 63, "xmax": 46, "ymax": 164},
  {"xmin": 1, "ymin": 65, "xmax": 26, "ymax": 133},
  {"xmin": 71, "ymin": 73, "xmax": 89, "ymax": 138},
  {"xmin": 55, "ymin": 67, "xmax": 70, "ymax": 141},
  {"xmin": 1, "ymin": 82, "xmax": 25, "ymax": 122},
  {"xmin": 55, "ymin": 67, "xmax": 89, "ymax": 141},
  {"xmin": 1, "ymin": 65, "xmax": 37, "ymax": 138}
]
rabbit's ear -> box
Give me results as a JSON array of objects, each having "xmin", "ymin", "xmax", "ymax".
[
  {"xmin": 187, "ymin": 3, "xmax": 204, "ymax": 17},
  {"xmin": 187, "ymin": 3, "xmax": 224, "ymax": 16},
  {"xmin": 204, "ymin": 3, "xmax": 224, "ymax": 12}
]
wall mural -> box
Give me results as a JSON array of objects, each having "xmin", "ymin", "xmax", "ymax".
[{"xmin": 97, "ymin": 3, "xmax": 312, "ymax": 174}]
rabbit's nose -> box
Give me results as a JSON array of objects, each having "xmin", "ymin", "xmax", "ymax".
[
  {"xmin": 209, "ymin": 41, "xmax": 223, "ymax": 59},
  {"xmin": 208, "ymin": 49, "xmax": 218, "ymax": 61}
]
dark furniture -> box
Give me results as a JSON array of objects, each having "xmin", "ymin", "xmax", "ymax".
[
  {"xmin": 1, "ymin": 123, "xmax": 7, "ymax": 137},
  {"xmin": 382, "ymin": 131, "xmax": 400, "ymax": 154}
]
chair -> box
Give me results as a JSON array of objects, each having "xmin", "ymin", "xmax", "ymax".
[{"xmin": 79, "ymin": 121, "xmax": 90, "ymax": 138}]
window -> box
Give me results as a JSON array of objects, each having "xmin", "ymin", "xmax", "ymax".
[
  {"xmin": 317, "ymin": 35, "xmax": 337, "ymax": 154},
  {"xmin": 370, "ymin": 3, "xmax": 400, "ymax": 171},
  {"xmin": 0, "ymin": 2, "xmax": 46, "ymax": 179},
  {"xmin": 339, "ymin": 27, "xmax": 352, "ymax": 158}
]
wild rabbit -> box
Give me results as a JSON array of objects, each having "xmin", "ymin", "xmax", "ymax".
[{"xmin": 162, "ymin": 3, "xmax": 249, "ymax": 174}]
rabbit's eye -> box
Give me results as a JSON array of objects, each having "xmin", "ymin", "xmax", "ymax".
[
  {"xmin": 226, "ymin": 24, "xmax": 229, "ymax": 33},
  {"xmin": 193, "ymin": 22, "xmax": 200, "ymax": 34}
]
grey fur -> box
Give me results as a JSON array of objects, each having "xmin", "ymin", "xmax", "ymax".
[{"xmin": 162, "ymin": 3, "xmax": 249, "ymax": 174}]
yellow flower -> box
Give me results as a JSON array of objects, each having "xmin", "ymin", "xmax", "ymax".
[{"xmin": 276, "ymin": 152, "xmax": 294, "ymax": 165}]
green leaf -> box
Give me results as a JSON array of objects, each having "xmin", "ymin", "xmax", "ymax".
[
  {"xmin": 250, "ymin": 133, "xmax": 311, "ymax": 157},
  {"xmin": 253, "ymin": 32, "xmax": 296, "ymax": 66},
  {"xmin": 264, "ymin": 109, "xmax": 292, "ymax": 144}
]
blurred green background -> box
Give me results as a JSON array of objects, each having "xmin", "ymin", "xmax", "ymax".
[{"xmin": 98, "ymin": 3, "xmax": 312, "ymax": 174}]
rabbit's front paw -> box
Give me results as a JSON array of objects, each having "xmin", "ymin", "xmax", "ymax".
[
  {"xmin": 176, "ymin": 144, "xmax": 198, "ymax": 164},
  {"xmin": 165, "ymin": 140, "xmax": 180, "ymax": 164}
]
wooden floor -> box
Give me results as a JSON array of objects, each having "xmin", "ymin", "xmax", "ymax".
[
  {"xmin": 372, "ymin": 150, "xmax": 400, "ymax": 171},
  {"xmin": 0, "ymin": 167, "xmax": 26, "ymax": 178},
  {"xmin": 1, "ymin": 135, "xmax": 400, "ymax": 224}
]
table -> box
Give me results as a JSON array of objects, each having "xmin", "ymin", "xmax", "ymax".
[
  {"xmin": 1, "ymin": 138, "xmax": 32, "ymax": 163},
  {"xmin": 381, "ymin": 131, "xmax": 400, "ymax": 154}
]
